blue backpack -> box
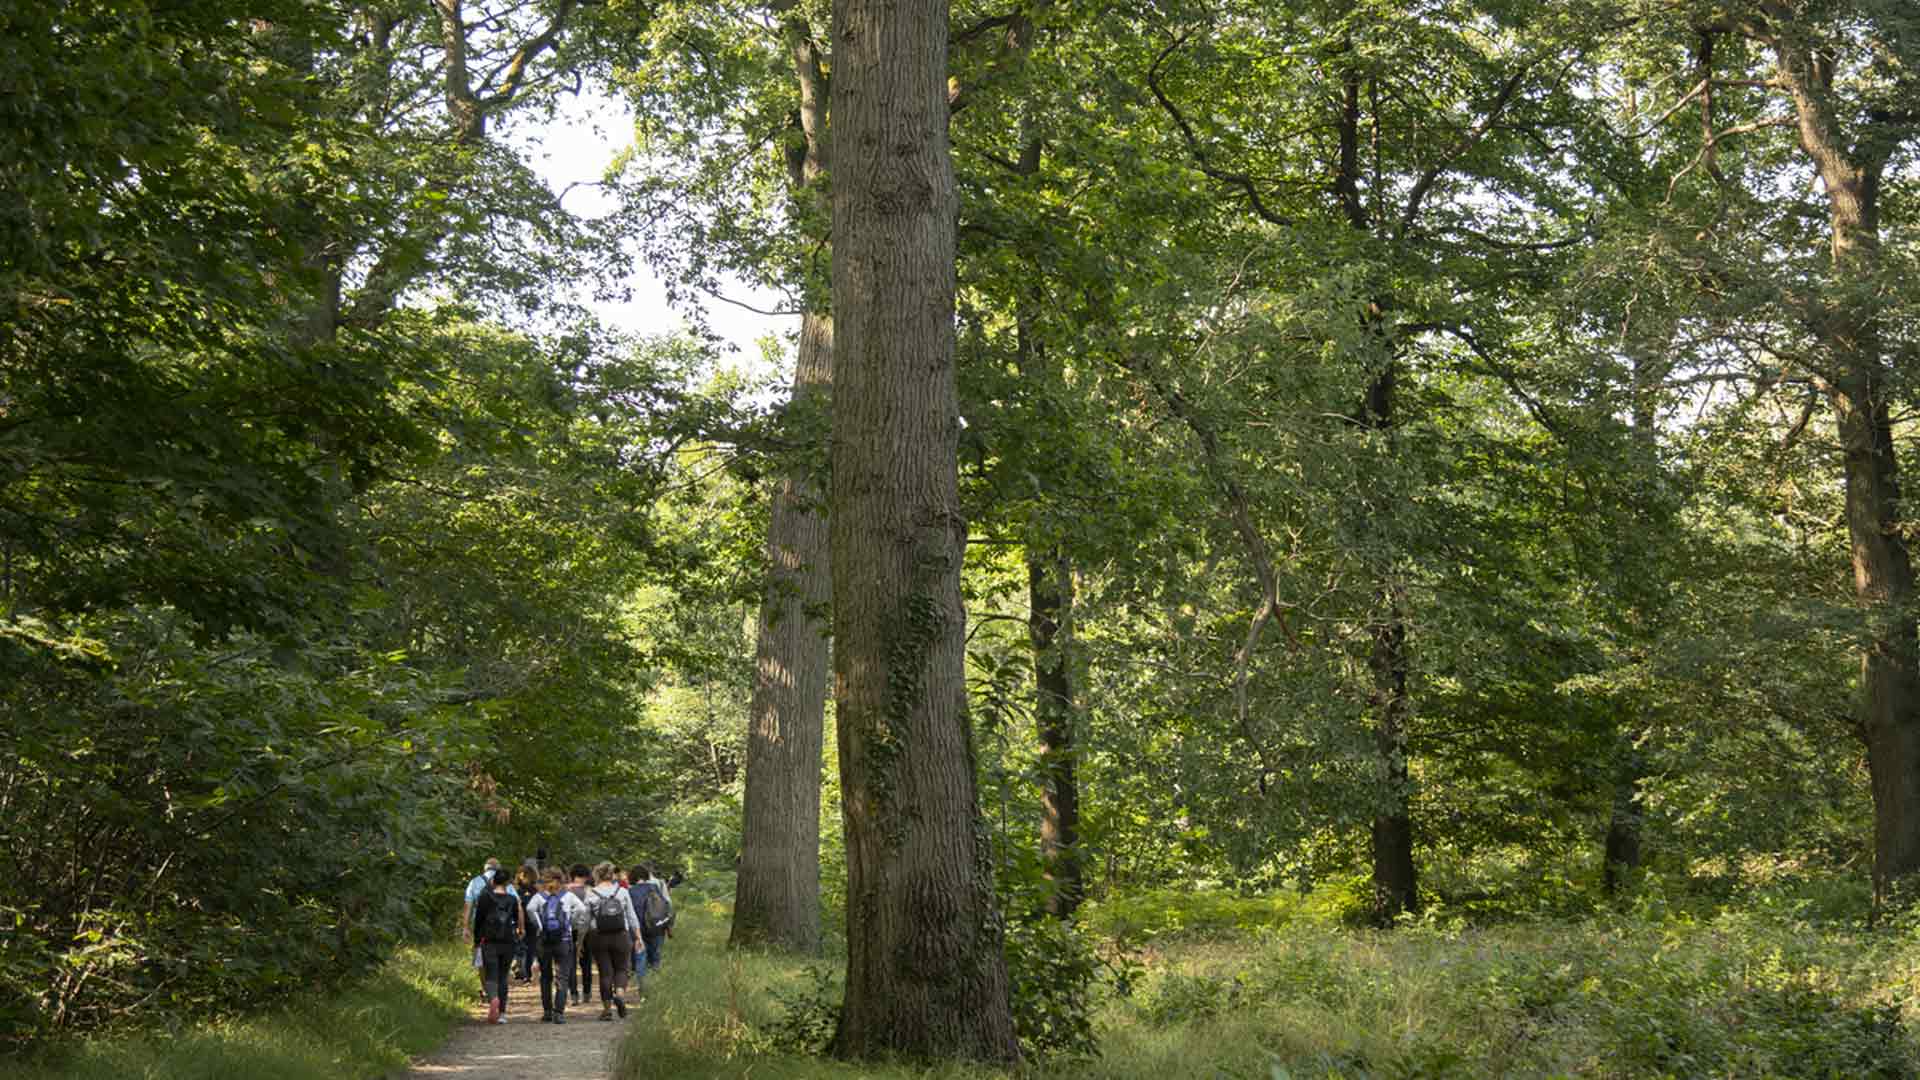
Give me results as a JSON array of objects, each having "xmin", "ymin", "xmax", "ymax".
[{"xmin": 539, "ymin": 892, "xmax": 569, "ymax": 945}]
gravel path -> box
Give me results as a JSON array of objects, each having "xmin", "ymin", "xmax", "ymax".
[{"xmin": 406, "ymin": 983, "xmax": 632, "ymax": 1080}]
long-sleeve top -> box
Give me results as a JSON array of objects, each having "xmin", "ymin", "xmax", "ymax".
[
  {"xmin": 526, "ymin": 889, "xmax": 590, "ymax": 940},
  {"xmin": 584, "ymin": 881, "xmax": 640, "ymax": 937},
  {"xmin": 473, "ymin": 888, "xmax": 522, "ymax": 945}
]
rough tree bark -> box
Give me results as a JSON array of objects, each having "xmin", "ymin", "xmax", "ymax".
[
  {"xmin": 827, "ymin": 0, "xmax": 1019, "ymax": 1061},
  {"xmin": 731, "ymin": 3, "xmax": 833, "ymax": 954}
]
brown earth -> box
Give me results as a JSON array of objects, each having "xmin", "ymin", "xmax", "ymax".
[{"xmin": 406, "ymin": 979, "xmax": 634, "ymax": 1080}]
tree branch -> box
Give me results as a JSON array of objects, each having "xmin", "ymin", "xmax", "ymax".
[{"xmin": 1145, "ymin": 31, "xmax": 1292, "ymax": 228}]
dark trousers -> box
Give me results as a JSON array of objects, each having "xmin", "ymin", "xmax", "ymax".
[
  {"xmin": 480, "ymin": 942, "xmax": 515, "ymax": 1007},
  {"xmin": 591, "ymin": 930, "xmax": 632, "ymax": 1002},
  {"xmin": 577, "ymin": 936, "xmax": 593, "ymax": 998},
  {"xmin": 537, "ymin": 938, "xmax": 574, "ymax": 1015},
  {"xmin": 516, "ymin": 931, "xmax": 535, "ymax": 979}
]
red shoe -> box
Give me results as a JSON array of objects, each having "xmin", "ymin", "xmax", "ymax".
[{"xmin": 486, "ymin": 997, "xmax": 501, "ymax": 1024}]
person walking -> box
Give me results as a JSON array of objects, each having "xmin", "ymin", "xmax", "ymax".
[
  {"xmin": 566, "ymin": 863, "xmax": 594, "ymax": 1006},
  {"xmin": 512, "ymin": 864, "xmax": 539, "ymax": 983},
  {"xmin": 526, "ymin": 868, "xmax": 587, "ymax": 1023},
  {"xmin": 474, "ymin": 869, "xmax": 524, "ymax": 1025},
  {"xmin": 461, "ymin": 858, "xmax": 510, "ymax": 1001},
  {"xmin": 584, "ymin": 861, "xmax": 639, "ymax": 1021},
  {"xmin": 626, "ymin": 862, "xmax": 673, "ymax": 986}
]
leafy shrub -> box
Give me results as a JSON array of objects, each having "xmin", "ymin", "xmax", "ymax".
[
  {"xmin": 0, "ymin": 616, "xmax": 474, "ymax": 1047},
  {"xmin": 1004, "ymin": 913, "xmax": 1124, "ymax": 1059},
  {"xmin": 764, "ymin": 963, "xmax": 842, "ymax": 1055}
]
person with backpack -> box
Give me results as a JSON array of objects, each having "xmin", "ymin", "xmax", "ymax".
[
  {"xmin": 474, "ymin": 869, "xmax": 524, "ymax": 1025},
  {"xmin": 461, "ymin": 859, "xmax": 516, "ymax": 1001},
  {"xmin": 584, "ymin": 861, "xmax": 639, "ymax": 1021},
  {"xmin": 525, "ymin": 868, "xmax": 587, "ymax": 1023},
  {"xmin": 565, "ymin": 863, "xmax": 594, "ymax": 1006},
  {"xmin": 627, "ymin": 862, "xmax": 674, "ymax": 983},
  {"xmin": 512, "ymin": 864, "xmax": 540, "ymax": 983}
]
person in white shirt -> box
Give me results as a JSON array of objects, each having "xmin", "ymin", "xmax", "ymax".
[
  {"xmin": 584, "ymin": 861, "xmax": 640, "ymax": 1020},
  {"xmin": 525, "ymin": 868, "xmax": 589, "ymax": 1023}
]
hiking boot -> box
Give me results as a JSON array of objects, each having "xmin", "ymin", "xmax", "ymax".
[
  {"xmin": 613, "ymin": 994, "xmax": 626, "ymax": 1018},
  {"xmin": 553, "ymin": 1013, "xmax": 566, "ymax": 1025},
  {"xmin": 541, "ymin": 1010, "xmax": 553, "ymax": 1023},
  {"xmin": 599, "ymin": 1004, "xmax": 613, "ymax": 1021},
  {"xmin": 486, "ymin": 998, "xmax": 501, "ymax": 1025}
]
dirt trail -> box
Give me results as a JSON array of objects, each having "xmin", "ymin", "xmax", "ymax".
[{"xmin": 406, "ymin": 986, "xmax": 632, "ymax": 1080}]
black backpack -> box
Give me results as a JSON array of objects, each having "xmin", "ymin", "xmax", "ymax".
[
  {"xmin": 591, "ymin": 891, "xmax": 626, "ymax": 934},
  {"xmin": 632, "ymin": 882, "xmax": 672, "ymax": 939},
  {"xmin": 481, "ymin": 892, "xmax": 517, "ymax": 944}
]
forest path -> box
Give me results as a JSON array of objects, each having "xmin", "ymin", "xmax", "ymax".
[{"xmin": 406, "ymin": 977, "xmax": 631, "ymax": 1080}]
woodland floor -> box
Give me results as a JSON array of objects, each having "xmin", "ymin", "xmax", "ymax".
[{"xmin": 406, "ymin": 975, "xmax": 635, "ymax": 1080}]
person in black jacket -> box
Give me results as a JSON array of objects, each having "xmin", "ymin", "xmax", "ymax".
[{"xmin": 474, "ymin": 872, "xmax": 523, "ymax": 1025}]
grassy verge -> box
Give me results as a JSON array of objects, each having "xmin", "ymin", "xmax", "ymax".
[
  {"xmin": 612, "ymin": 875, "xmax": 1920, "ymax": 1079},
  {"xmin": 11, "ymin": 940, "xmax": 475, "ymax": 1080}
]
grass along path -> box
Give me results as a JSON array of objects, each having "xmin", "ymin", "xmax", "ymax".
[{"xmin": 14, "ymin": 942, "xmax": 476, "ymax": 1080}]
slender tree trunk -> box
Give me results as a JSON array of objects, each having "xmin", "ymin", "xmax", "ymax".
[
  {"xmin": 1759, "ymin": 18, "xmax": 1919, "ymax": 905},
  {"xmin": 1028, "ymin": 549, "xmax": 1081, "ymax": 918},
  {"xmin": 1604, "ymin": 354, "xmax": 1662, "ymax": 895},
  {"xmin": 1002, "ymin": 14, "xmax": 1080, "ymax": 918},
  {"xmin": 1338, "ymin": 70, "xmax": 1417, "ymax": 924},
  {"xmin": 828, "ymin": 0, "xmax": 1019, "ymax": 1061},
  {"xmin": 732, "ymin": 3, "xmax": 833, "ymax": 954},
  {"xmin": 733, "ymin": 311, "xmax": 833, "ymax": 951},
  {"xmin": 1603, "ymin": 734, "xmax": 1645, "ymax": 894},
  {"xmin": 1368, "ymin": 570, "xmax": 1417, "ymax": 925}
]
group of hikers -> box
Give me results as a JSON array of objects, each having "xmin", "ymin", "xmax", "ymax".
[{"xmin": 460, "ymin": 854, "xmax": 679, "ymax": 1025}]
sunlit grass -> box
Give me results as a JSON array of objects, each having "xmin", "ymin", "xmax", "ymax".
[
  {"xmin": 13, "ymin": 941, "xmax": 474, "ymax": 1080},
  {"xmin": 613, "ymin": 874, "xmax": 1920, "ymax": 1079}
]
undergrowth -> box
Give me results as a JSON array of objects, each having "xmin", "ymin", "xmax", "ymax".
[
  {"xmin": 615, "ymin": 872, "xmax": 1920, "ymax": 1079},
  {"xmin": 8, "ymin": 940, "xmax": 474, "ymax": 1080}
]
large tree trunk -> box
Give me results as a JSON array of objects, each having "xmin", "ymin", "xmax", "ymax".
[
  {"xmin": 732, "ymin": 311, "xmax": 833, "ymax": 952},
  {"xmin": 1759, "ymin": 16, "xmax": 1920, "ymax": 905},
  {"xmin": 731, "ymin": 3, "xmax": 834, "ymax": 954},
  {"xmin": 827, "ymin": 0, "xmax": 1019, "ymax": 1061},
  {"xmin": 1028, "ymin": 549, "xmax": 1081, "ymax": 918}
]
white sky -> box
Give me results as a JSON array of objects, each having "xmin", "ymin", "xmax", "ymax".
[{"xmin": 521, "ymin": 91, "xmax": 796, "ymax": 372}]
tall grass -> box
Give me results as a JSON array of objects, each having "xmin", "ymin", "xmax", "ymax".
[
  {"xmin": 11, "ymin": 941, "xmax": 475, "ymax": 1080},
  {"xmin": 613, "ymin": 875, "xmax": 1920, "ymax": 1079}
]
